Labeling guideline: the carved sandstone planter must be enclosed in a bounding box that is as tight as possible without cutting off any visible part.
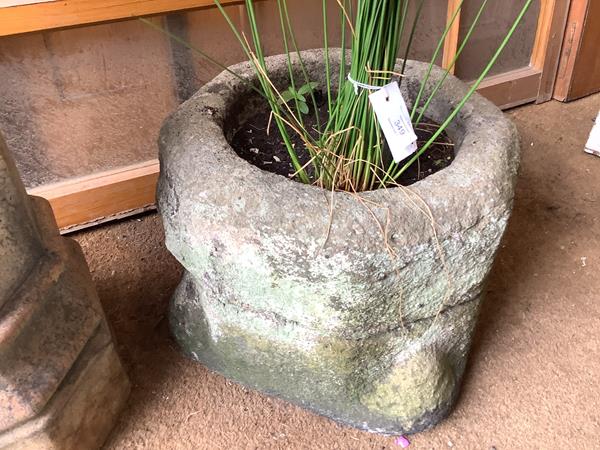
[0,135,129,449]
[157,50,519,434]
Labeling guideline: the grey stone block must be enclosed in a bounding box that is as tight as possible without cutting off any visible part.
[158,49,519,434]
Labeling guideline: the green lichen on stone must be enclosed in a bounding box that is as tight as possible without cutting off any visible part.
[359,348,455,421]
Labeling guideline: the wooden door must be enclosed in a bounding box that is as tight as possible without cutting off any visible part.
[442,0,571,109]
[554,0,600,101]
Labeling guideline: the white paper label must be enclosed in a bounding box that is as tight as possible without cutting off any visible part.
[369,82,418,163]
[585,110,600,156]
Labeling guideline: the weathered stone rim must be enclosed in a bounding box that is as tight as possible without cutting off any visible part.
[162,49,516,196]
[159,49,519,248]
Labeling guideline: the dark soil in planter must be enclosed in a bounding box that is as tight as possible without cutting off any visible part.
[231,95,454,187]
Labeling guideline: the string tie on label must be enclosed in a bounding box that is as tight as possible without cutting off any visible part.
[347,74,384,95]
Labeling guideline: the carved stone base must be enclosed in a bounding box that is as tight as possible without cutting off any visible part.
[0,138,129,449]
[0,324,129,450]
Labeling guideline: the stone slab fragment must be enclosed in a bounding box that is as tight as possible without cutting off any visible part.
[0,198,102,431]
[0,136,129,448]
[0,138,43,308]
[0,323,129,450]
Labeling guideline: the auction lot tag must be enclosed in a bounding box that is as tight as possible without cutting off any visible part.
[585,110,600,157]
[369,82,418,162]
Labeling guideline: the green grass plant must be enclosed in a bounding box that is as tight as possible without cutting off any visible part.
[144,0,534,192]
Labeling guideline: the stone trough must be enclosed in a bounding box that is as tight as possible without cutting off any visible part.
[158,49,520,435]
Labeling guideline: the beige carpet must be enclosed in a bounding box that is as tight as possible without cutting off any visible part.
[74,94,600,449]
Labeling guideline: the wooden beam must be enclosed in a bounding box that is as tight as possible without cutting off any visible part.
[531,0,558,69]
[553,0,591,101]
[0,0,243,37]
[442,0,461,74]
[27,160,159,233]
[564,0,600,99]
[476,66,543,110]
[531,0,571,103]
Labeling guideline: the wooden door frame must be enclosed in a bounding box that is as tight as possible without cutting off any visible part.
[0,0,570,231]
[441,0,571,109]
[553,0,594,101]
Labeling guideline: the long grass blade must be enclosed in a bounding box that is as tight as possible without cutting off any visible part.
[409,0,464,121]
[414,0,489,125]
[393,0,535,180]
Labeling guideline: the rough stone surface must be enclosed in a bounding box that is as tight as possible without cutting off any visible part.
[0,136,130,449]
[0,139,43,309]
[158,49,520,434]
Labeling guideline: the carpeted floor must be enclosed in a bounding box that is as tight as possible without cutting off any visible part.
[74,94,600,449]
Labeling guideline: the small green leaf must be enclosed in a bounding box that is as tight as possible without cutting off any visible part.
[298,81,318,95]
[298,102,309,115]
[278,90,296,104]
[297,93,306,102]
